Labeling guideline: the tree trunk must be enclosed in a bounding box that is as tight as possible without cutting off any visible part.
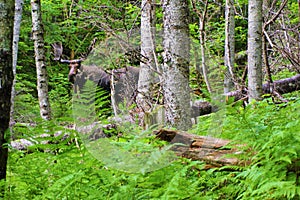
[224,0,235,93]
[199,16,212,94]
[248,0,263,101]
[31,0,51,120]
[191,0,212,94]
[0,0,14,185]
[10,0,24,128]
[137,0,156,112]
[162,0,192,130]
[299,0,300,22]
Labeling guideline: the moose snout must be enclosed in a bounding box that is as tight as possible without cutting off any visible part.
[68,67,77,83]
[68,73,75,83]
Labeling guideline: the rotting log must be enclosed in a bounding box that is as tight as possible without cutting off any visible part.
[155,129,245,169]
[194,74,300,115]
[262,74,300,94]
[226,73,300,101]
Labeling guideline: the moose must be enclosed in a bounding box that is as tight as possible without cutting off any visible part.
[52,42,140,114]
[62,59,139,112]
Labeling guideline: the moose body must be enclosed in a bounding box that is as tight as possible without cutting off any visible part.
[67,60,139,109]
[66,61,208,119]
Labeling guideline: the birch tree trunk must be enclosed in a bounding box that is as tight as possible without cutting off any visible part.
[162,0,192,130]
[137,0,156,112]
[224,0,235,93]
[31,0,51,120]
[0,0,14,183]
[248,0,263,101]
[10,0,24,128]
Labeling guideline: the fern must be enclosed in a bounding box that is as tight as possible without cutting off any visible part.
[42,171,85,199]
[6,96,300,199]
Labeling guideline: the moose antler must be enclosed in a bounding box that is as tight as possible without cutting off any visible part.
[51,42,63,61]
[60,59,85,64]
[52,42,86,64]
[52,39,97,64]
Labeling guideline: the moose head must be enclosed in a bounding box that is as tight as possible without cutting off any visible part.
[59,59,83,83]
[52,42,110,90]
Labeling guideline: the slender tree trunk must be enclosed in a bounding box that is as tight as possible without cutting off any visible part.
[298,0,300,22]
[31,0,51,120]
[162,0,192,130]
[248,0,263,101]
[192,0,212,94]
[10,0,24,128]
[199,20,212,94]
[137,0,156,112]
[0,0,14,185]
[224,0,235,93]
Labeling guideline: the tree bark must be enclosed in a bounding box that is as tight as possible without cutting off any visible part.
[248,0,263,101]
[10,0,24,128]
[137,0,156,112]
[31,0,51,120]
[162,0,192,130]
[224,0,235,93]
[0,0,14,184]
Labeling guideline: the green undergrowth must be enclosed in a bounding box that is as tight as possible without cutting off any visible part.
[2,97,300,199]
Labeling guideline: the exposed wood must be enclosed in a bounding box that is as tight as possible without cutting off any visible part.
[155,129,243,168]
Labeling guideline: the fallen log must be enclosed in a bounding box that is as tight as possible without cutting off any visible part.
[262,74,300,94]
[155,129,245,169]
[193,74,300,116]
[226,73,300,101]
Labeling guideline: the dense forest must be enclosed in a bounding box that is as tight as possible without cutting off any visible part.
[0,0,300,199]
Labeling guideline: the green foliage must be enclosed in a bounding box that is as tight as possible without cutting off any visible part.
[288,2,300,24]
[48,72,72,118]
[234,15,248,53]
[271,68,297,81]
[72,80,112,126]
[8,0,300,199]
[233,100,300,199]
[6,97,300,199]
[95,86,113,120]
[14,65,40,122]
